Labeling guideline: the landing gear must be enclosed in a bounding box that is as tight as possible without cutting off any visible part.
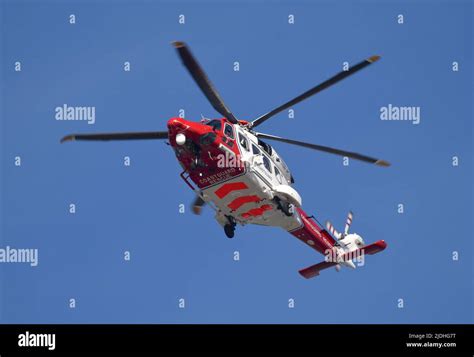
[224,216,236,239]
[274,197,294,217]
[224,224,235,238]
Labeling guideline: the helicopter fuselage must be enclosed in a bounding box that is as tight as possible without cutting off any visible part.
[167,116,338,256]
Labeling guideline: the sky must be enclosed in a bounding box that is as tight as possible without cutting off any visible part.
[0,0,472,323]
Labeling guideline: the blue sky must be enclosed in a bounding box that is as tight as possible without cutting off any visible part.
[0,0,472,323]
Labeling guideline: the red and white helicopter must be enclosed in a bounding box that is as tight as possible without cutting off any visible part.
[61,42,389,278]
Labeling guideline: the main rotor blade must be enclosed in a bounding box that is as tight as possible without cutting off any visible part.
[192,196,206,215]
[254,132,390,167]
[173,41,239,124]
[250,55,381,128]
[60,131,168,143]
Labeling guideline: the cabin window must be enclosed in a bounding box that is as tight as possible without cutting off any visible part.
[262,155,272,173]
[279,157,289,173]
[274,166,282,184]
[258,139,273,156]
[238,132,249,151]
[252,144,260,155]
[224,123,235,139]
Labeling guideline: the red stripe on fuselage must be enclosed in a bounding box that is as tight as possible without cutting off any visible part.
[214,182,248,199]
[228,195,261,211]
[241,204,273,218]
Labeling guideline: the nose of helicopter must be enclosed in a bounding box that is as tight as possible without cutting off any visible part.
[167,117,189,131]
[167,117,214,147]
[167,117,194,146]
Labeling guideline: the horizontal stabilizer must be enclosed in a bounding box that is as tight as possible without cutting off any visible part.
[299,240,387,279]
[355,240,387,255]
[299,261,338,279]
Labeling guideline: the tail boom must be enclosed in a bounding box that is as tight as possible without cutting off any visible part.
[289,207,337,255]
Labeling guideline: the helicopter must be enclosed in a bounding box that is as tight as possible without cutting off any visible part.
[61,41,388,278]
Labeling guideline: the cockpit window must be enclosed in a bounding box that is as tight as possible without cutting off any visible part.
[206,120,222,131]
[238,132,249,151]
[224,123,235,139]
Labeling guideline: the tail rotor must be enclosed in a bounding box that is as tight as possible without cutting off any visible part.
[325,221,342,240]
[326,211,354,241]
[344,211,353,235]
